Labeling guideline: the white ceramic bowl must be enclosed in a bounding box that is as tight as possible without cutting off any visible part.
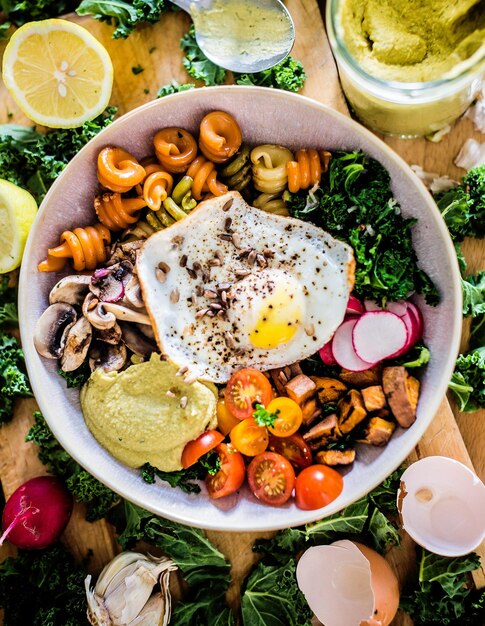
[20,86,462,531]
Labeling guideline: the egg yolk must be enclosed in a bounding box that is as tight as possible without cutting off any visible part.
[249,287,303,349]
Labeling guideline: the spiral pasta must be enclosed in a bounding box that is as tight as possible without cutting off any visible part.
[94,192,146,231]
[38,223,111,272]
[199,111,242,163]
[186,156,228,200]
[251,145,294,194]
[153,128,198,173]
[219,144,252,193]
[253,193,289,216]
[97,147,146,193]
[287,149,323,193]
[143,168,174,211]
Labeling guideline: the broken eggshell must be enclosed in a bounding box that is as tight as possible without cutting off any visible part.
[398,456,485,557]
[296,539,399,626]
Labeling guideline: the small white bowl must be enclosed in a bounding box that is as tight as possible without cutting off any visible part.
[398,456,485,557]
[19,86,462,531]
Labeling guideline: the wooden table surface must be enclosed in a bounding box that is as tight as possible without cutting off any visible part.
[0,1,484,624]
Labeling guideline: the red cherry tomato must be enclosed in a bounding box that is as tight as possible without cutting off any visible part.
[295,465,343,510]
[225,368,273,420]
[247,452,295,506]
[230,418,269,456]
[268,433,312,471]
[206,443,245,499]
[181,429,224,469]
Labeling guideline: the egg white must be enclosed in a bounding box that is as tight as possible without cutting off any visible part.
[137,191,355,383]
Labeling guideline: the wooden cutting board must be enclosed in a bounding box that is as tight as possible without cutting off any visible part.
[0,2,484,623]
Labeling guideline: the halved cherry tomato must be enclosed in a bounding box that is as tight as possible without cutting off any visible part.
[181,429,224,469]
[268,433,312,471]
[216,398,240,435]
[266,397,303,437]
[225,368,272,420]
[206,443,245,499]
[247,452,295,506]
[230,418,269,456]
[295,465,343,510]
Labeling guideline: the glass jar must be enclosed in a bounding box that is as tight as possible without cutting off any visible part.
[326,0,485,137]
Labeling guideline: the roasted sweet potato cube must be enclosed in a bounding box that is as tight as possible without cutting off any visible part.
[311,377,348,404]
[337,389,367,434]
[339,365,381,388]
[382,366,420,428]
[301,397,321,425]
[357,417,396,446]
[285,374,316,405]
[315,449,356,465]
[361,385,387,412]
[303,414,338,443]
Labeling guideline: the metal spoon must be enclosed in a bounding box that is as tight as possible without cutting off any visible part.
[171,0,295,73]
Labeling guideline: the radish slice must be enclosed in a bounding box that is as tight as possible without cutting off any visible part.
[319,341,337,366]
[364,300,381,312]
[346,295,365,316]
[406,302,424,337]
[332,319,375,372]
[352,312,408,363]
[387,301,408,317]
[391,312,415,358]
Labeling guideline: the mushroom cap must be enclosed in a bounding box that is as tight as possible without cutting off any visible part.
[49,275,91,306]
[119,322,157,358]
[34,303,77,359]
[123,274,145,309]
[102,302,151,326]
[60,316,93,372]
[89,342,128,373]
[83,293,117,330]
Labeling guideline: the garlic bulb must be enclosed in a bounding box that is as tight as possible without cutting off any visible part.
[85,551,177,626]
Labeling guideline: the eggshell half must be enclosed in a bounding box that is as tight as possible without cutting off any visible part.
[398,456,485,557]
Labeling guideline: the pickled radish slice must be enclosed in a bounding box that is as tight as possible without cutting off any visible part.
[332,319,375,371]
[352,312,408,363]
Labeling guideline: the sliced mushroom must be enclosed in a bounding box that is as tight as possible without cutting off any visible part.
[83,293,117,330]
[96,323,122,345]
[102,303,151,325]
[49,275,92,306]
[107,241,143,266]
[90,261,133,303]
[89,342,128,373]
[34,303,77,359]
[136,323,155,340]
[123,274,145,308]
[60,317,93,372]
[119,322,157,358]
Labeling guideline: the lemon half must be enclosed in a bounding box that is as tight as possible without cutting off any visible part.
[2,19,113,129]
[0,179,38,273]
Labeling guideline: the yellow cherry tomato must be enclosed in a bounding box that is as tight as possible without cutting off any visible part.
[230,418,269,456]
[217,398,240,436]
[266,397,303,437]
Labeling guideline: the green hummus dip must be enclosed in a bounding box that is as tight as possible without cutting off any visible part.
[80,354,217,472]
[339,0,485,82]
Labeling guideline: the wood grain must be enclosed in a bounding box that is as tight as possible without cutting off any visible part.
[0,1,484,623]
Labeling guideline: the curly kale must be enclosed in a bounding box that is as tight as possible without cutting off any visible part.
[140,462,204,494]
[0,275,18,327]
[0,544,86,626]
[76,0,170,38]
[26,411,119,521]
[286,151,438,305]
[461,271,485,318]
[58,361,91,388]
[180,24,226,86]
[0,107,117,203]
[448,346,485,412]
[235,56,307,92]
[157,80,196,98]
[0,331,31,425]
[0,0,77,26]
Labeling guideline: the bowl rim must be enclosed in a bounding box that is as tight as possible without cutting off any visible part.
[19,85,462,531]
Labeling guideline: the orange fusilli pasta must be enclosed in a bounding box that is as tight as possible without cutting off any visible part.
[287,149,322,193]
[186,156,228,200]
[94,192,147,231]
[97,147,146,193]
[199,111,242,163]
[153,128,198,173]
[143,167,174,211]
[38,223,111,272]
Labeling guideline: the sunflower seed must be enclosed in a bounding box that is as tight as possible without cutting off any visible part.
[215,250,224,262]
[170,288,180,304]
[224,331,236,349]
[186,267,197,279]
[176,365,188,376]
[305,323,315,336]
[195,308,209,318]
[204,289,218,299]
[166,390,176,398]
[217,282,232,291]
[179,254,188,267]
[221,290,227,303]
[218,233,232,242]
[224,217,232,232]
[248,249,257,265]
[208,258,222,267]
[206,310,216,317]
[256,254,267,268]
[232,233,242,249]
[222,198,233,211]
[238,248,252,258]
[156,268,167,283]
[196,285,205,296]
[210,302,223,310]
[235,269,251,278]
[191,292,198,306]
[158,261,171,273]
[263,248,275,258]
[172,235,184,247]
[180,396,188,409]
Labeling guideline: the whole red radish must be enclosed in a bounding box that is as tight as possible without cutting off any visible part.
[0,476,72,549]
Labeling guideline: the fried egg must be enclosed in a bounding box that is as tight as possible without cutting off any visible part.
[137,191,355,383]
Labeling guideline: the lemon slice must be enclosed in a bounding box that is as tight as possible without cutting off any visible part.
[0,179,38,273]
[2,19,113,129]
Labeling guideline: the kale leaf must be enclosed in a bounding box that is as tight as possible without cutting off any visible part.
[235,56,307,92]
[240,559,313,626]
[26,411,119,521]
[0,331,31,425]
[400,549,485,625]
[0,0,77,25]
[286,151,438,305]
[0,274,18,327]
[0,544,86,626]
[77,0,170,38]
[0,107,116,203]
[462,271,485,318]
[58,361,91,388]
[397,343,431,368]
[157,80,196,98]
[180,25,226,86]
[305,497,369,542]
[448,346,485,412]
[140,461,204,493]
